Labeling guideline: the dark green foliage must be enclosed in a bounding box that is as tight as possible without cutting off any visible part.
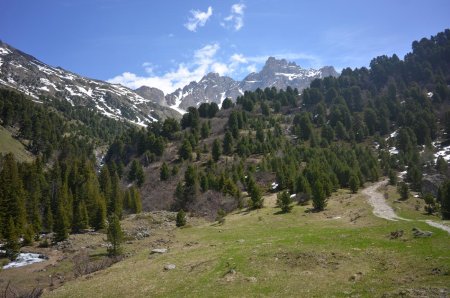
[436,156,448,174]
[247,176,263,209]
[222,98,234,109]
[349,174,359,193]
[439,180,450,219]
[200,122,210,139]
[198,102,219,118]
[223,131,234,155]
[212,139,222,162]
[179,138,193,160]
[0,153,26,236]
[53,203,69,243]
[277,191,293,213]
[423,193,436,215]
[160,162,170,181]
[181,107,200,130]
[312,180,327,211]
[176,210,186,227]
[397,182,409,200]
[107,214,123,256]
[388,170,397,186]
[4,217,20,261]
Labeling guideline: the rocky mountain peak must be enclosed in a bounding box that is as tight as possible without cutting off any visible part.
[0,41,180,126]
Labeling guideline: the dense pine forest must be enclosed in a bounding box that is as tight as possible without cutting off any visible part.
[1,29,450,264]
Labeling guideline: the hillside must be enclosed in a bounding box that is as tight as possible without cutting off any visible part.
[41,184,450,297]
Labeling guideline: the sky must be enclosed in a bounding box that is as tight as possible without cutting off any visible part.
[1,0,449,94]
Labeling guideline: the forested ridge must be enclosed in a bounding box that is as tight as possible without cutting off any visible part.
[1,29,450,260]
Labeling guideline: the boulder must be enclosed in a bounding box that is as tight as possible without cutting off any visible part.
[164,264,176,270]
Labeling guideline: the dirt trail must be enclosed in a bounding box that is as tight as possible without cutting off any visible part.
[361,180,409,221]
[362,180,450,234]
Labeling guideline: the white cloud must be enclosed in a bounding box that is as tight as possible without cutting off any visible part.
[222,3,246,31]
[184,6,213,32]
[108,43,223,94]
[142,62,155,74]
[246,64,257,73]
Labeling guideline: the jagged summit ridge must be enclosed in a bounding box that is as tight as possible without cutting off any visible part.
[158,57,338,112]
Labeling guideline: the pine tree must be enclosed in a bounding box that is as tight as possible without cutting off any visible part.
[93,200,106,230]
[223,131,234,155]
[212,139,222,162]
[130,186,142,213]
[349,174,359,193]
[398,182,409,200]
[135,163,145,187]
[179,139,193,160]
[0,153,27,236]
[312,180,327,211]
[107,214,123,256]
[53,203,69,243]
[160,162,170,181]
[277,191,293,213]
[128,160,139,182]
[109,173,123,218]
[176,210,186,227]
[247,176,263,209]
[4,216,20,261]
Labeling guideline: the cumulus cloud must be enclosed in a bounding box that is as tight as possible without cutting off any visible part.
[222,3,246,31]
[109,43,224,94]
[184,6,213,32]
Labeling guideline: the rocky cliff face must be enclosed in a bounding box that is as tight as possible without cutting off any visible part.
[163,57,338,112]
[0,41,180,125]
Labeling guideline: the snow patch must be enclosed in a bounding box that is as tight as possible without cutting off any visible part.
[3,253,46,269]
[0,47,11,55]
[271,182,279,190]
[169,90,187,114]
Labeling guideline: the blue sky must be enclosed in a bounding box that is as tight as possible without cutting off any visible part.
[1,0,449,94]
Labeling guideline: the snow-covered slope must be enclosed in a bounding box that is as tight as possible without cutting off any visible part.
[165,73,242,111]
[239,57,338,92]
[0,41,180,126]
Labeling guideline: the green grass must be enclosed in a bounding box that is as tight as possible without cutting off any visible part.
[45,189,450,298]
[0,126,33,162]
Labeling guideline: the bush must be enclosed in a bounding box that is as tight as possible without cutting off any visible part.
[277,191,293,213]
[176,210,186,227]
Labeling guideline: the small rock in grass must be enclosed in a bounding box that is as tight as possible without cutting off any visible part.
[164,264,176,270]
[151,248,167,254]
[412,227,433,238]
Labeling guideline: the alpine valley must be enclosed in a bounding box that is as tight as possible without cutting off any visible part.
[0,28,450,298]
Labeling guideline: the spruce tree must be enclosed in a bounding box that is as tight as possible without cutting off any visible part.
[160,162,170,181]
[4,216,20,261]
[398,182,409,200]
[53,203,69,243]
[107,214,123,256]
[0,153,27,236]
[223,131,234,155]
[349,174,359,193]
[277,191,293,213]
[176,210,186,227]
[212,139,222,162]
[312,180,327,211]
[135,163,145,187]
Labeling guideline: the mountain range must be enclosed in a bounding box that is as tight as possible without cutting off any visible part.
[0,41,338,124]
